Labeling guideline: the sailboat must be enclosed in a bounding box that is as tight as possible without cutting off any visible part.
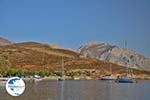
[115,61,134,83]
[101,64,116,80]
[58,57,65,81]
[115,41,134,83]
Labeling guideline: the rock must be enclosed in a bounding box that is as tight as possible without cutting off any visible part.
[79,41,150,71]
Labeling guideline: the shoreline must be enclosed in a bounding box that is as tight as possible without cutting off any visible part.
[1,74,150,82]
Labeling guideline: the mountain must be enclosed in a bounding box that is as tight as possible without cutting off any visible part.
[0,40,149,78]
[0,41,136,71]
[0,37,12,46]
[79,41,150,71]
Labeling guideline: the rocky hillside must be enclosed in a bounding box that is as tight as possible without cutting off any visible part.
[0,37,12,46]
[79,41,150,71]
[0,41,146,74]
[0,37,149,77]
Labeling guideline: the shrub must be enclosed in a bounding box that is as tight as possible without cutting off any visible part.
[0,57,10,74]
[66,72,75,78]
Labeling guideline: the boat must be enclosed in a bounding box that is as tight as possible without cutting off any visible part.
[58,77,65,81]
[100,64,116,80]
[115,71,134,83]
[115,41,134,83]
[58,57,65,81]
[34,75,43,82]
[74,77,80,80]
[101,74,116,80]
[85,76,92,80]
[115,77,133,83]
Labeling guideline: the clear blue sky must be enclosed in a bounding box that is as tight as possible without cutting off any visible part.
[0,0,149,56]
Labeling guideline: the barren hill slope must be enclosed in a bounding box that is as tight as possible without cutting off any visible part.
[0,37,12,46]
[79,41,150,71]
[0,40,149,78]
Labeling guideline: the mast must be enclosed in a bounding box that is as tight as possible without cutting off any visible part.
[127,60,129,76]
[61,57,64,77]
[108,49,112,75]
[125,40,129,76]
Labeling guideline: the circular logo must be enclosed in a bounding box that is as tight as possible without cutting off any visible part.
[6,77,25,96]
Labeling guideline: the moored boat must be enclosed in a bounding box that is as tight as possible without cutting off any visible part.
[101,75,116,80]
[74,77,80,80]
[115,77,134,83]
[115,41,134,83]
[58,57,65,81]
[58,77,65,81]
[100,64,116,80]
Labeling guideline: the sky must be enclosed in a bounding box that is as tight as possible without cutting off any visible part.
[0,0,149,56]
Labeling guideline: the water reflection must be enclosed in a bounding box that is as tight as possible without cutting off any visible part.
[58,81,64,100]
[0,80,150,100]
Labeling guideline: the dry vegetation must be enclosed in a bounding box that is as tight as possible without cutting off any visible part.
[0,42,150,78]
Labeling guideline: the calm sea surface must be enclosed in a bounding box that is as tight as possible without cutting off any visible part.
[0,80,150,100]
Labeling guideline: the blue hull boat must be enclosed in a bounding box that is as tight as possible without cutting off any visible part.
[115,77,134,83]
